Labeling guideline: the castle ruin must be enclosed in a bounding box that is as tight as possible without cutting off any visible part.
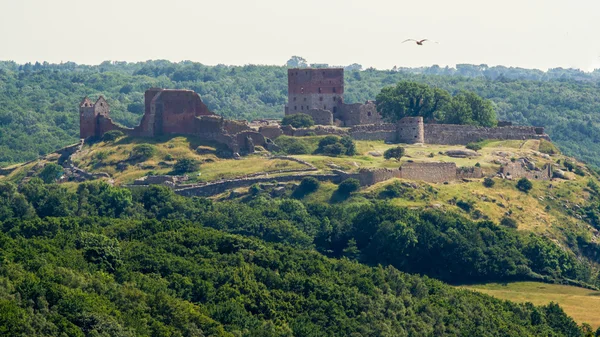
[80,88,269,154]
[285,68,381,126]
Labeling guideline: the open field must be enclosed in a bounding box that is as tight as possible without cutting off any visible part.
[462,282,600,328]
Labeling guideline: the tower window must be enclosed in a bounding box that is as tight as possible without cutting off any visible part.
[304,98,307,101]
[301,87,304,93]
[294,106,297,110]
[293,97,296,101]
[319,97,323,101]
[324,105,327,110]
[301,106,304,110]
[333,107,337,113]
[333,97,336,101]
[333,87,336,93]
[318,87,322,93]
[368,111,372,116]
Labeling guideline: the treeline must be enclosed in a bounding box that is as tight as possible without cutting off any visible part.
[0,179,591,336]
[2,60,600,166]
[2,179,599,287]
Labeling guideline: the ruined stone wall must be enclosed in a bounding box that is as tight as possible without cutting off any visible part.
[397,117,425,144]
[456,166,484,179]
[259,125,283,139]
[175,173,341,197]
[223,119,252,135]
[424,124,548,145]
[400,162,457,183]
[154,90,213,135]
[349,123,396,142]
[500,161,552,180]
[288,126,348,137]
[356,168,401,186]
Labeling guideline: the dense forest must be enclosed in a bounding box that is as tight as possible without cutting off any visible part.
[0,178,593,336]
[1,60,600,166]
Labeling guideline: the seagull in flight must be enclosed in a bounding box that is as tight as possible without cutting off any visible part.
[402,39,438,45]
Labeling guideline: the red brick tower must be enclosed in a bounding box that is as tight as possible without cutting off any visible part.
[286,68,344,115]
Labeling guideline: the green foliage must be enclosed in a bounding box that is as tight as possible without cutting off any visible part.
[384,146,405,160]
[337,178,360,196]
[172,158,200,174]
[376,81,496,126]
[130,144,156,161]
[456,199,475,212]
[517,177,533,193]
[101,130,125,142]
[483,177,496,188]
[575,167,586,176]
[38,162,63,183]
[293,177,320,198]
[315,135,356,156]
[466,142,483,151]
[281,113,314,128]
[564,160,575,172]
[501,216,519,228]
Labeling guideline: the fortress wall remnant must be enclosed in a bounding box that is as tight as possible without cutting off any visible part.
[424,124,548,145]
[349,123,397,142]
[400,162,457,183]
[397,117,425,144]
[500,161,552,180]
[259,125,284,139]
[456,166,484,179]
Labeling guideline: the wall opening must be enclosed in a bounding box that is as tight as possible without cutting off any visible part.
[333,107,337,113]
[368,111,372,116]
[318,87,322,93]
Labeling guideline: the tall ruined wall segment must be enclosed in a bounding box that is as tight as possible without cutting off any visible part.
[400,162,457,183]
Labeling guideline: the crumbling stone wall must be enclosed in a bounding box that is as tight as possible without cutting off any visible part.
[289,109,334,125]
[424,124,548,145]
[349,123,397,142]
[500,160,552,180]
[456,166,484,179]
[400,162,457,183]
[259,125,284,139]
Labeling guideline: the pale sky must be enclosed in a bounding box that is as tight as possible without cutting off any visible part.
[1,0,600,71]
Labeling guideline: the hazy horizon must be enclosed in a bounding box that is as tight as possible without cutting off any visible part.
[1,0,599,71]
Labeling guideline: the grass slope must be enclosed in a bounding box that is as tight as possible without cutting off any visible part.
[463,282,600,328]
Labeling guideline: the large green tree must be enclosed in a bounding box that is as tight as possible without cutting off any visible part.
[444,90,497,127]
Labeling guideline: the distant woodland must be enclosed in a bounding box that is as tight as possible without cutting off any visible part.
[1,60,600,166]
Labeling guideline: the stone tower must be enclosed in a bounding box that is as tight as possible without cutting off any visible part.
[79,96,110,138]
[286,68,344,115]
[397,117,425,143]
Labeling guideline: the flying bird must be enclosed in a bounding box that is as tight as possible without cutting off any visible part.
[402,39,438,45]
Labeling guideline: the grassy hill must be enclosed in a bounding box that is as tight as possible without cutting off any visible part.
[463,282,600,329]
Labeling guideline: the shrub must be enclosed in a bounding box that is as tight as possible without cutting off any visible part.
[563,160,575,172]
[483,177,495,188]
[281,113,315,128]
[249,184,261,195]
[466,142,482,151]
[102,130,125,142]
[286,142,311,155]
[130,144,156,161]
[500,216,518,228]
[337,178,360,196]
[316,136,356,157]
[38,163,63,184]
[456,199,474,213]
[379,181,404,198]
[384,146,405,160]
[172,158,200,174]
[475,162,481,167]
[516,177,533,193]
[293,177,320,198]
[574,167,585,176]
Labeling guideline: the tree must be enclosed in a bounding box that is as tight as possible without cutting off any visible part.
[293,177,320,198]
[337,178,360,196]
[130,144,156,161]
[286,56,308,68]
[172,158,199,174]
[483,177,495,188]
[281,113,314,128]
[516,177,533,193]
[384,146,405,160]
[376,82,436,121]
[38,163,63,184]
[102,130,125,142]
[315,136,356,157]
[444,91,497,127]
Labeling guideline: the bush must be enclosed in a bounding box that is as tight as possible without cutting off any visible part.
[281,113,315,128]
[483,177,495,188]
[466,142,482,151]
[384,146,405,160]
[38,163,63,184]
[286,142,311,155]
[456,199,474,213]
[516,177,533,193]
[102,130,124,142]
[379,181,404,198]
[316,136,356,157]
[574,167,585,176]
[293,177,320,198]
[172,158,199,174]
[337,178,360,196]
[563,160,575,172]
[130,144,156,161]
[539,139,560,155]
[500,216,518,228]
